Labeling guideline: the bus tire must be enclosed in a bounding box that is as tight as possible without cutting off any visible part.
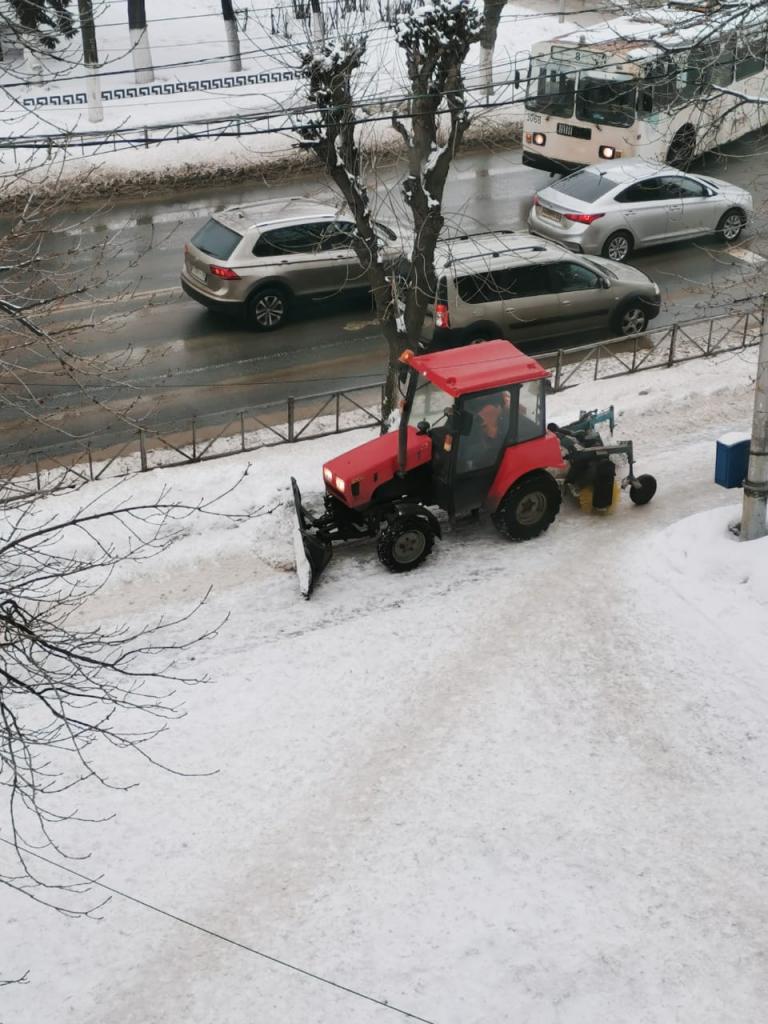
[666,126,696,168]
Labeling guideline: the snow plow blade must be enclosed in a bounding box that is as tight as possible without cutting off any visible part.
[291,477,332,599]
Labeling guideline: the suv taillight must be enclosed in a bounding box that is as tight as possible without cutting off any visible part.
[435,302,450,329]
[209,265,241,280]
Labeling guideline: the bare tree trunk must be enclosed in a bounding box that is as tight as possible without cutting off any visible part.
[221,0,242,72]
[310,0,325,44]
[479,0,505,98]
[77,0,102,122]
[127,0,154,85]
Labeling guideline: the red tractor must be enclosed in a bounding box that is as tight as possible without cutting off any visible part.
[292,340,656,596]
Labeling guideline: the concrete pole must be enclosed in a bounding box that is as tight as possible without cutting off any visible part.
[741,304,768,541]
[128,0,155,85]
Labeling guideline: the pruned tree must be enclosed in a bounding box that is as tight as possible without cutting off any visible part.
[127,0,154,85]
[294,0,482,420]
[77,0,102,122]
[221,0,243,72]
[478,0,505,97]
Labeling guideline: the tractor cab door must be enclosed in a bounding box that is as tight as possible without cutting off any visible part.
[445,387,514,517]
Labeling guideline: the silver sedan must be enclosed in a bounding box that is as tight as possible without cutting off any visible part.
[528,158,753,262]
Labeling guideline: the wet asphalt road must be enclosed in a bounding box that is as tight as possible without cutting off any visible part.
[3,132,768,457]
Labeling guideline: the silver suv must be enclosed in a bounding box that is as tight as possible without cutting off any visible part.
[181,197,405,330]
[426,231,661,349]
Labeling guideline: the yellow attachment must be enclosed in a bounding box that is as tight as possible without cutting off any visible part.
[578,481,622,514]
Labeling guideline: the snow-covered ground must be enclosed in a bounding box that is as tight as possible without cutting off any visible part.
[0,0,585,183]
[4,346,768,1023]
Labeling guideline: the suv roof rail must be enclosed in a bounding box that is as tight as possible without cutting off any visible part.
[440,229,517,242]
[444,243,548,268]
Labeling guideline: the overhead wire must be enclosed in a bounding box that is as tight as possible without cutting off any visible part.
[0,836,437,1024]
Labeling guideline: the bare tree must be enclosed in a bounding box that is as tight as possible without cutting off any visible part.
[293,0,481,420]
[0,475,265,920]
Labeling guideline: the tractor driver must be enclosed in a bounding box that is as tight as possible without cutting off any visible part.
[457,389,511,472]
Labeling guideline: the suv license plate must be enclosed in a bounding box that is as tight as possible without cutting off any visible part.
[190,266,207,284]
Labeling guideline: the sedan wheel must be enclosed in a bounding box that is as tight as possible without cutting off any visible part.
[618,305,648,336]
[717,210,744,244]
[602,231,632,263]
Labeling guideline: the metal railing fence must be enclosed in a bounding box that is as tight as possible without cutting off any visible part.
[2,304,762,501]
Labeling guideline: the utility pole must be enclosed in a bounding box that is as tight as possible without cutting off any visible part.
[741,304,768,540]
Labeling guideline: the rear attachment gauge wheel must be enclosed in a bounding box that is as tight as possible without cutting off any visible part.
[628,473,657,506]
[377,516,435,572]
[493,473,561,541]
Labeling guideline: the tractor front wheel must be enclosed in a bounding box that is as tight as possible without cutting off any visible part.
[493,473,561,541]
[377,516,435,572]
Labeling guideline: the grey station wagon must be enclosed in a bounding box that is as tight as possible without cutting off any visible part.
[181,197,405,330]
[426,231,661,349]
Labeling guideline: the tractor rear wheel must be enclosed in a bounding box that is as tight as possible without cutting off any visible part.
[493,473,561,541]
[377,516,435,572]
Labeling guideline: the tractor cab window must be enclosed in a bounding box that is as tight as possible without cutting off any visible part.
[516,379,546,442]
[409,379,450,430]
[455,389,512,473]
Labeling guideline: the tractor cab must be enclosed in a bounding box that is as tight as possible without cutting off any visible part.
[397,342,565,519]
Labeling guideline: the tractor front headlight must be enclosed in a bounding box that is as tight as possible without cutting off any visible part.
[335,476,346,493]
[323,467,333,483]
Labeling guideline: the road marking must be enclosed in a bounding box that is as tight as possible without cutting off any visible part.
[37,287,180,315]
[728,246,767,266]
[343,318,379,331]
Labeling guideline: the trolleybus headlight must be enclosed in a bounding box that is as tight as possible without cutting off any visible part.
[598,145,621,159]
[531,132,546,147]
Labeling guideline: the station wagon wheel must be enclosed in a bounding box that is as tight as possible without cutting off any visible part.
[616,303,648,336]
[716,209,745,244]
[601,231,633,263]
[247,286,289,331]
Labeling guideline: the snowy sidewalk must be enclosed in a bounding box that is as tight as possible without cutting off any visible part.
[4,348,768,1023]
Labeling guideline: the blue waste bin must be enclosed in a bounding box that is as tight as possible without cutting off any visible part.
[715,433,751,488]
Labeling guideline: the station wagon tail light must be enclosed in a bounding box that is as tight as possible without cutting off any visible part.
[564,212,605,224]
[209,265,241,280]
[435,302,450,328]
